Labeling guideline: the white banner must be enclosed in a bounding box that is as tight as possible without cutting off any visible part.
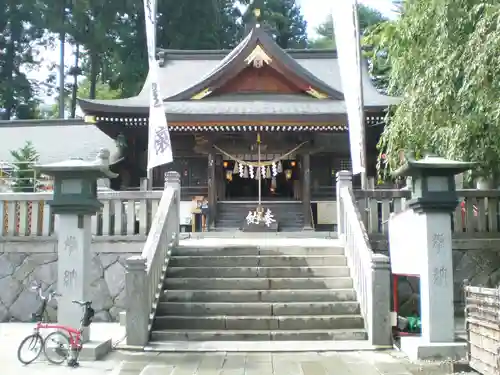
[332,0,366,175]
[144,0,173,170]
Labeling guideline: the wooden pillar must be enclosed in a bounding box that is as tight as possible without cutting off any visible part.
[302,153,313,230]
[207,153,216,230]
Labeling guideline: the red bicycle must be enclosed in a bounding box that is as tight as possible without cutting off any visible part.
[17,281,95,367]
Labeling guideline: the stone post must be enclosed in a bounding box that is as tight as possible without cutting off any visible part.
[125,256,149,346]
[336,171,352,238]
[370,253,392,346]
[57,214,92,343]
[207,153,216,230]
[164,171,181,246]
[301,153,313,231]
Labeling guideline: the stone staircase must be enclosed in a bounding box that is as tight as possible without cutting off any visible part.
[215,202,305,231]
[150,244,367,342]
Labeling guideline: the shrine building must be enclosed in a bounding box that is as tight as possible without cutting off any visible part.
[77,19,398,231]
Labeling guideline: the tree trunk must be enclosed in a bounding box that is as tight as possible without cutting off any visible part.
[70,44,80,118]
[89,51,99,99]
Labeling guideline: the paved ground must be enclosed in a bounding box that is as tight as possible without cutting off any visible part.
[1,323,475,375]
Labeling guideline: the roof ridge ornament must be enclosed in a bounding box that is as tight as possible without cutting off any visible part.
[245,45,272,68]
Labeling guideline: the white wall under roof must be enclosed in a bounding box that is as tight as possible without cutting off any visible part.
[0,124,118,164]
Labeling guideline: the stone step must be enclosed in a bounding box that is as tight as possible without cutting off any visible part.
[152,315,365,330]
[166,266,350,278]
[156,301,360,316]
[164,277,353,290]
[150,329,367,341]
[161,289,358,303]
[170,255,346,267]
[173,246,344,256]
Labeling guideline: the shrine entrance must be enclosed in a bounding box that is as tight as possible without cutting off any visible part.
[222,160,299,200]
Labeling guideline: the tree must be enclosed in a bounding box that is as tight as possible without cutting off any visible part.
[10,142,40,193]
[376,0,500,182]
[309,4,387,49]
[241,0,308,49]
[0,1,44,119]
[48,78,121,118]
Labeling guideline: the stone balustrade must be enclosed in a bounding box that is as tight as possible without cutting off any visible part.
[125,172,181,347]
[0,190,162,238]
[355,189,500,235]
[336,171,392,347]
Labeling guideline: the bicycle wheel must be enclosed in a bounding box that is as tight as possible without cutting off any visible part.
[43,331,70,365]
[17,333,44,365]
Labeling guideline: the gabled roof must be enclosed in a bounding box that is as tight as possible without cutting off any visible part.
[165,26,344,101]
[78,25,399,121]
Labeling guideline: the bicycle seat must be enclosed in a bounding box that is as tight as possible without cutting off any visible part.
[72,300,92,306]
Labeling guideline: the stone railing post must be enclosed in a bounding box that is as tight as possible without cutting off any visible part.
[369,253,392,346]
[164,171,181,246]
[125,256,149,346]
[336,171,352,238]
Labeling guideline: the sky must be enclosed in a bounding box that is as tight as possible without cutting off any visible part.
[33,0,396,107]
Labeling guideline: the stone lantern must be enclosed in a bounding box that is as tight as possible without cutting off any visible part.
[390,154,475,360]
[34,149,117,355]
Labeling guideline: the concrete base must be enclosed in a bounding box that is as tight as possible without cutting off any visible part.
[399,336,467,361]
[79,339,113,360]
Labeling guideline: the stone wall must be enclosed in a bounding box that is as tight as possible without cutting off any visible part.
[0,238,143,322]
[370,235,500,316]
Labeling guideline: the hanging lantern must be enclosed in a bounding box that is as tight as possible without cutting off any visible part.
[243,166,249,178]
[225,170,233,181]
[233,162,239,174]
[223,161,229,168]
[277,160,283,173]
[290,161,296,167]
[285,169,292,180]
[238,163,244,177]
[265,166,271,179]
[249,166,254,179]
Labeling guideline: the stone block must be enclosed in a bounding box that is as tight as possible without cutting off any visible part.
[399,336,467,361]
[78,339,112,361]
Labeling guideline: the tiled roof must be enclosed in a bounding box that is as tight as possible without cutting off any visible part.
[78,28,399,117]
[0,119,118,164]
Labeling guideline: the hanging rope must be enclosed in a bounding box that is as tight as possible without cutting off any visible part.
[213,141,308,167]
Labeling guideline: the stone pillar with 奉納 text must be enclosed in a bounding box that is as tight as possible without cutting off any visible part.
[57,214,92,342]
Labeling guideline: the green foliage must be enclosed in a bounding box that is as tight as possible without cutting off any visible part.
[0,2,44,119]
[1,0,312,113]
[309,5,387,50]
[377,0,500,181]
[241,0,308,49]
[10,141,40,193]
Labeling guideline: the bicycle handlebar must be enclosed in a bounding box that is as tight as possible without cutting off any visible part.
[30,282,60,301]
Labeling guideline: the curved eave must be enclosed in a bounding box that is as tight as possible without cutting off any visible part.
[165,27,344,101]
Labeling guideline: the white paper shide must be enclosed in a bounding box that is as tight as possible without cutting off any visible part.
[144,0,173,170]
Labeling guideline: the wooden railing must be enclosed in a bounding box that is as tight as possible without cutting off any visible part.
[336,171,392,346]
[124,172,180,346]
[354,189,500,235]
[0,190,163,237]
